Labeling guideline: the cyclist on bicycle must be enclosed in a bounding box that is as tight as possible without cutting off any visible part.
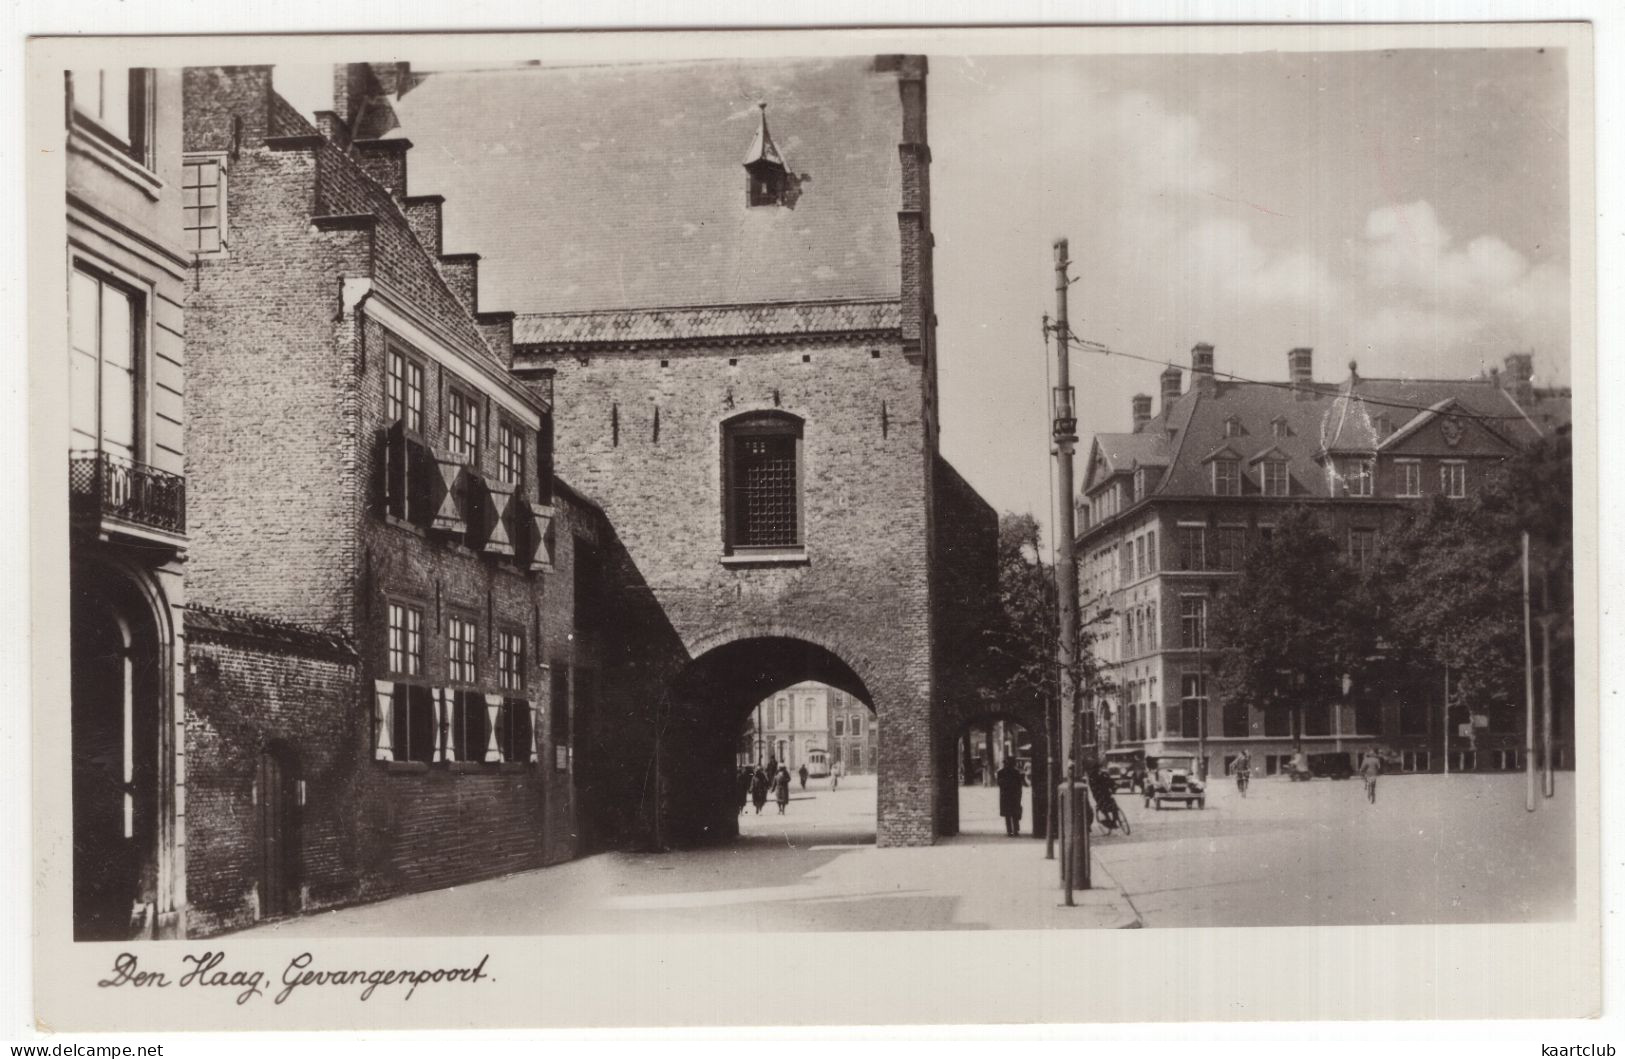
[1359,749,1381,804]
[1086,763,1127,834]
[1233,750,1252,796]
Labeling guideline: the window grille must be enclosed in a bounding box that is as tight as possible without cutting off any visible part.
[724,414,802,550]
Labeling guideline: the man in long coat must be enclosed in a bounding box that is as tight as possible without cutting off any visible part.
[996,757,1027,836]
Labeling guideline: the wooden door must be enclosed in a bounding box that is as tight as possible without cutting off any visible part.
[256,748,296,918]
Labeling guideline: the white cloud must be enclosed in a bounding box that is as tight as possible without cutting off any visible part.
[1354,200,1569,359]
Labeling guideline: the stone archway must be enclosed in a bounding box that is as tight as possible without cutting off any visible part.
[950,709,1051,839]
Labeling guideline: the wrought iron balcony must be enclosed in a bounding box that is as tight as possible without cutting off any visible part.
[69,450,186,539]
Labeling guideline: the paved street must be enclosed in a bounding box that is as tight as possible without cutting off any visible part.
[242,775,1134,937]
[1091,770,1576,927]
[240,770,1573,937]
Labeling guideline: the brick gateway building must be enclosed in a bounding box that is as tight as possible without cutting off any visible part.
[395,55,997,847]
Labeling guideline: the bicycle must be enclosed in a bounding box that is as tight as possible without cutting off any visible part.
[1364,775,1377,804]
[1095,800,1132,836]
[1235,770,1250,797]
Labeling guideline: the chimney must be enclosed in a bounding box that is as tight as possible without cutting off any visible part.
[1288,347,1314,398]
[476,312,515,367]
[1191,343,1216,396]
[1131,394,1152,433]
[404,195,444,257]
[352,137,411,199]
[439,253,480,314]
[1160,365,1183,416]
[1503,352,1535,406]
[313,110,350,150]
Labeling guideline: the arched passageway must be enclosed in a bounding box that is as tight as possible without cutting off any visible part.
[653,636,879,848]
[953,711,1050,839]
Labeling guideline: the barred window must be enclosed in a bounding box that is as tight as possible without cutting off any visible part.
[498,630,525,692]
[387,346,424,433]
[181,155,226,255]
[497,419,525,484]
[448,616,478,685]
[723,413,803,551]
[387,603,423,676]
[447,388,480,464]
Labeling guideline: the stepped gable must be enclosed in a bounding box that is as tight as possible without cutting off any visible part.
[514,298,901,351]
[391,56,907,313]
[266,89,505,369]
[186,605,355,660]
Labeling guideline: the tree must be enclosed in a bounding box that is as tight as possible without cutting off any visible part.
[984,512,1115,758]
[1209,507,1376,750]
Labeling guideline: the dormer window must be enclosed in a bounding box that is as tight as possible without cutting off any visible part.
[1372,413,1392,438]
[1223,416,1245,438]
[1271,416,1289,438]
[742,102,791,208]
[1212,458,1241,496]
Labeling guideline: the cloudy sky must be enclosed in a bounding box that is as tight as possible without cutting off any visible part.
[928,48,1570,533]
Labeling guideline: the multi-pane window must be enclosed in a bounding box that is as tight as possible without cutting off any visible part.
[1179,674,1207,738]
[69,266,140,462]
[497,420,525,484]
[387,603,423,676]
[1222,696,1249,737]
[803,698,814,724]
[498,630,525,691]
[1349,528,1377,572]
[1146,602,1157,650]
[1216,526,1246,571]
[386,346,424,433]
[724,413,803,551]
[1339,457,1374,497]
[835,717,845,737]
[852,715,863,736]
[1441,462,1466,499]
[447,388,480,464]
[1212,458,1241,496]
[1122,541,1135,582]
[70,68,150,163]
[1177,526,1206,571]
[1146,530,1157,572]
[1261,460,1289,497]
[448,617,478,685]
[181,156,226,255]
[1180,595,1207,649]
[1135,536,1147,578]
[1397,460,1422,498]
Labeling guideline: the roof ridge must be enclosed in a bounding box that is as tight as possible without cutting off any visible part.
[518,296,902,320]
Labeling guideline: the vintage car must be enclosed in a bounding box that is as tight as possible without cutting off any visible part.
[1144,755,1206,810]
[1103,748,1146,792]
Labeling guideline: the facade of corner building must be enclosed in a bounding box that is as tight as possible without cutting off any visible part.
[741,681,880,776]
[174,63,621,936]
[390,55,1000,848]
[64,66,193,940]
[1078,343,1573,782]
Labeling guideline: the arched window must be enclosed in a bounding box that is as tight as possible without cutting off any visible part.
[722,412,803,552]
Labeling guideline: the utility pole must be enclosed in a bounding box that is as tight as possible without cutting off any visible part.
[1540,563,1556,799]
[1523,531,1537,812]
[1051,238,1087,902]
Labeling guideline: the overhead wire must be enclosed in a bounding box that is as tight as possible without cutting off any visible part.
[1058,325,1546,428]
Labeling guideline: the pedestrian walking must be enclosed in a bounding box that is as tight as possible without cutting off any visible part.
[798,763,809,791]
[750,767,769,814]
[830,759,843,791]
[996,756,1027,836]
[737,767,752,815]
[1359,749,1381,804]
[1233,750,1252,797]
[774,766,792,815]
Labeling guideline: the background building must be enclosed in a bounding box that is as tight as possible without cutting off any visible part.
[1079,343,1571,778]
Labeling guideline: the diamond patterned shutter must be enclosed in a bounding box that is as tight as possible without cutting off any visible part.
[484,693,503,762]
[429,452,466,535]
[431,687,451,763]
[373,680,395,761]
[528,504,555,571]
[483,480,515,556]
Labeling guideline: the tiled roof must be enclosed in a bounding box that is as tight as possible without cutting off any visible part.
[186,606,356,659]
[514,298,900,348]
[390,57,906,313]
[1089,371,1568,501]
